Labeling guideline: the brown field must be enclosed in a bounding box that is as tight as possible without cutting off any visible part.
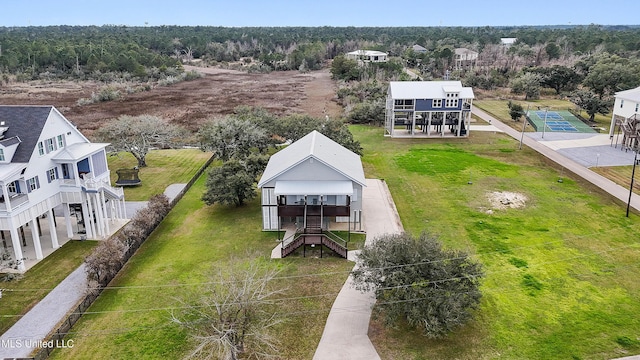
[0,66,343,136]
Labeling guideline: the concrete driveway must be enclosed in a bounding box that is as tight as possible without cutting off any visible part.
[313,179,403,360]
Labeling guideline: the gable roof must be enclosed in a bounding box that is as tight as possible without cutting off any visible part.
[347,50,388,57]
[258,130,365,188]
[0,106,52,163]
[455,47,478,56]
[615,86,640,103]
[388,81,475,100]
[412,44,427,52]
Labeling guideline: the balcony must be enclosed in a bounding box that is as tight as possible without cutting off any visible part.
[0,193,29,212]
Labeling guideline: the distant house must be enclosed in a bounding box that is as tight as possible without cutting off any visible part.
[412,44,428,54]
[0,105,126,271]
[454,48,478,70]
[500,37,517,47]
[257,131,365,258]
[384,81,475,138]
[345,50,388,63]
[609,86,640,149]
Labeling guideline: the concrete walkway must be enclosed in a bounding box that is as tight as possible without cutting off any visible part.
[0,264,88,358]
[313,179,403,360]
[472,107,640,213]
[0,184,187,359]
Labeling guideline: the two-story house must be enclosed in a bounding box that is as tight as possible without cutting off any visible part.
[609,86,640,149]
[0,105,125,271]
[384,81,474,138]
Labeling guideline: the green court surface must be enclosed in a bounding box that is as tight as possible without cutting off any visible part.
[526,110,595,133]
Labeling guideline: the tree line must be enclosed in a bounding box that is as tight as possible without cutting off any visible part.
[2,25,640,80]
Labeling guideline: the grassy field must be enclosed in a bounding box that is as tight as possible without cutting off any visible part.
[0,241,97,334]
[475,99,612,133]
[51,176,354,360]
[107,149,212,201]
[352,125,640,359]
[592,165,640,195]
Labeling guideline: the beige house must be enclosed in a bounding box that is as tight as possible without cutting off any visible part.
[454,48,478,70]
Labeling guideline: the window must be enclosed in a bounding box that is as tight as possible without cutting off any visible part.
[47,167,59,183]
[636,103,639,112]
[621,100,624,108]
[38,142,45,156]
[446,98,459,108]
[394,99,414,109]
[45,138,56,153]
[0,149,4,161]
[432,99,442,108]
[57,134,65,148]
[7,182,16,194]
[27,176,40,192]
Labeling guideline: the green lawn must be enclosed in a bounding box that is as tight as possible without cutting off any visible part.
[108,149,212,201]
[51,175,354,360]
[0,241,97,334]
[351,125,640,359]
[50,126,640,359]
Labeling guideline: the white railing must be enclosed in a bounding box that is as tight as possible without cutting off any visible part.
[80,174,124,199]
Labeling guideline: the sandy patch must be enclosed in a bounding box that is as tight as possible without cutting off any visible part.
[486,191,528,211]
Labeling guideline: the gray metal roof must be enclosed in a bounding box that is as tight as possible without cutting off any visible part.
[0,106,52,163]
[258,130,366,188]
[615,86,640,102]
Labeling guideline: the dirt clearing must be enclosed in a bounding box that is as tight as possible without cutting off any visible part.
[0,66,343,136]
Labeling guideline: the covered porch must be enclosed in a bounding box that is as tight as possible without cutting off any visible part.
[1,204,129,272]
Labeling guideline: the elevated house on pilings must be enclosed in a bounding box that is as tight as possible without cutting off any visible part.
[258,131,365,259]
[0,106,126,272]
[385,81,474,138]
[609,86,640,150]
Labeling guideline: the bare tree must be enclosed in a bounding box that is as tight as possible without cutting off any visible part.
[95,115,184,167]
[172,258,286,360]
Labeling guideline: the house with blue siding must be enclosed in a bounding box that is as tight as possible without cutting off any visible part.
[384,81,474,138]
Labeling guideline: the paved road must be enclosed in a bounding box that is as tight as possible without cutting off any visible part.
[472,107,640,213]
[313,179,403,360]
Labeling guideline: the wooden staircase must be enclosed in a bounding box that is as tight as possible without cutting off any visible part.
[281,229,348,259]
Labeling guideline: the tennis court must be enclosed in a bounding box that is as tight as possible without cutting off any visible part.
[526,110,595,133]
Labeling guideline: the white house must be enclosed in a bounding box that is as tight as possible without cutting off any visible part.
[345,50,388,63]
[385,81,475,138]
[501,37,517,47]
[257,131,365,258]
[0,105,126,271]
[454,48,478,70]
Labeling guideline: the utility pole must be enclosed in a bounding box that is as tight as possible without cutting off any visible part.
[519,105,530,150]
[626,150,638,217]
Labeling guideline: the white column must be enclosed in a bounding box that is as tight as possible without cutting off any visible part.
[2,183,11,212]
[427,112,432,136]
[457,112,462,137]
[63,204,74,238]
[48,208,59,249]
[100,190,110,235]
[81,193,94,239]
[8,222,25,272]
[30,219,43,260]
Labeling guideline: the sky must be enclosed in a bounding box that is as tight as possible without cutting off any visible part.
[2,0,639,28]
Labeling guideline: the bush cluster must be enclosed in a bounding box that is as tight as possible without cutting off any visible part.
[85,194,171,287]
